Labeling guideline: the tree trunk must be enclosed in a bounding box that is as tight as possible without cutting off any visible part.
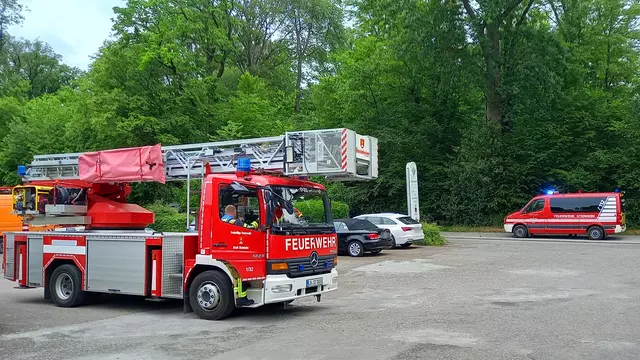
[294,18,303,113]
[294,54,303,113]
[483,23,502,125]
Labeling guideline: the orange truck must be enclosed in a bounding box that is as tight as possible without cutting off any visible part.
[0,187,23,254]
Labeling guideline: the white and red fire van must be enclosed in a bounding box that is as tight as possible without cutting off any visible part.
[504,192,626,240]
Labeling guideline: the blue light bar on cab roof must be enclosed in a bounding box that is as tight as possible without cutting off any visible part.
[236,158,251,172]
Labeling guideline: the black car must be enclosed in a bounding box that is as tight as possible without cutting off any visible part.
[334,218,393,257]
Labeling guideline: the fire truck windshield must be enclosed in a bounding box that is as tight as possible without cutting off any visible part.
[267,186,333,234]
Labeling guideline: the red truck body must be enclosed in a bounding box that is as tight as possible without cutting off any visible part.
[3,171,339,320]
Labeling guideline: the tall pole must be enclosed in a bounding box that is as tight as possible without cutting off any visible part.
[405,162,420,221]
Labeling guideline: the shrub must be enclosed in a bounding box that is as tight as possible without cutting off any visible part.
[416,222,447,246]
[294,199,349,222]
[146,203,189,232]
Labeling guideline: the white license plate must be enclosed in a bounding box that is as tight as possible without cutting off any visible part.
[306,278,323,287]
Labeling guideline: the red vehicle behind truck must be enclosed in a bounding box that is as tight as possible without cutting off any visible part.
[2,128,378,320]
[504,191,626,240]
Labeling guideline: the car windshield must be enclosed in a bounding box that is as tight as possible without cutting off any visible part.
[268,185,333,233]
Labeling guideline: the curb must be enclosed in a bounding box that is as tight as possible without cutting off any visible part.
[444,235,640,245]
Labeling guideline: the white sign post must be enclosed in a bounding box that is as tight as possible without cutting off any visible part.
[406,162,420,221]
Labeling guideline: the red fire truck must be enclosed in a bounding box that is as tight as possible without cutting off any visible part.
[2,128,378,320]
[504,191,626,240]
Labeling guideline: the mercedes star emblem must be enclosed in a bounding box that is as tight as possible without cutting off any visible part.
[310,252,319,267]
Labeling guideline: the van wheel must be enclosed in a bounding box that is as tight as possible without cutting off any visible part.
[513,225,528,238]
[587,226,605,240]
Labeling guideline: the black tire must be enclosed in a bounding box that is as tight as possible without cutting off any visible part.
[189,270,235,320]
[49,264,87,307]
[587,226,605,240]
[369,249,382,254]
[390,235,397,249]
[347,241,364,257]
[513,225,528,238]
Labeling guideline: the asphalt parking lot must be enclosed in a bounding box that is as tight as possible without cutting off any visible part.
[2,233,640,360]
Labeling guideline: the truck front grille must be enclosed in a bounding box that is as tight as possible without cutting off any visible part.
[267,255,335,278]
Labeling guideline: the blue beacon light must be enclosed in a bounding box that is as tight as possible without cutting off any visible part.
[17,165,27,177]
[236,158,252,172]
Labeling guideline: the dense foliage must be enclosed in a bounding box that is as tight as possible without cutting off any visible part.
[1,0,639,226]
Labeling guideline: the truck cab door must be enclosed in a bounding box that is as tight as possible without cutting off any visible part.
[212,182,266,279]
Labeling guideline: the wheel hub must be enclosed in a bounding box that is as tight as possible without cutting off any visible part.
[197,282,221,310]
[55,274,73,300]
[349,243,360,255]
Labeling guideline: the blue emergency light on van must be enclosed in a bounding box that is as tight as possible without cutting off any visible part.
[237,158,251,172]
[17,165,27,176]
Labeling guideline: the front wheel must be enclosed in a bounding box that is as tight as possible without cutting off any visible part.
[189,270,235,320]
[348,241,364,257]
[49,264,87,307]
[513,225,528,238]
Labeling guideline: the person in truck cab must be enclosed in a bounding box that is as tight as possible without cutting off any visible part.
[221,204,258,229]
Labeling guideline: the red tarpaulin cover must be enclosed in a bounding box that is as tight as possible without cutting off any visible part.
[78,144,166,184]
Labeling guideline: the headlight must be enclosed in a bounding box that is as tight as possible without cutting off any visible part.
[271,284,293,293]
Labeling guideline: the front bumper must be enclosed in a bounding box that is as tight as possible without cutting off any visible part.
[504,224,514,233]
[263,268,338,304]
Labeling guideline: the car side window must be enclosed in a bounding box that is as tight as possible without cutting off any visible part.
[334,222,348,231]
[381,217,397,225]
[367,217,382,225]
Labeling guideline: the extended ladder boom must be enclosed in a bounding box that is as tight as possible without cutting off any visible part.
[21,128,378,183]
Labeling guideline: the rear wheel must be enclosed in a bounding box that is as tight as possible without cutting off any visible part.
[390,235,397,249]
[189,270,235,320]
[587,226,605,240]
[49,264,87,307]
[348,241,364,257]
[513,225,528,238]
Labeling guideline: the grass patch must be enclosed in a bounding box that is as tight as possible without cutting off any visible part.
[438,225,503,233]
[415,222,447,246]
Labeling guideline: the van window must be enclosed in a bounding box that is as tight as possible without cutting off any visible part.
[523,199,545,213]
[550,197,606,213]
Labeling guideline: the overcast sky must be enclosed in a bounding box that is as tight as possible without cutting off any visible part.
[8,0,126,70]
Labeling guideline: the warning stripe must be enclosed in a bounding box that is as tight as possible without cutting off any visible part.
[341,128,348,170]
